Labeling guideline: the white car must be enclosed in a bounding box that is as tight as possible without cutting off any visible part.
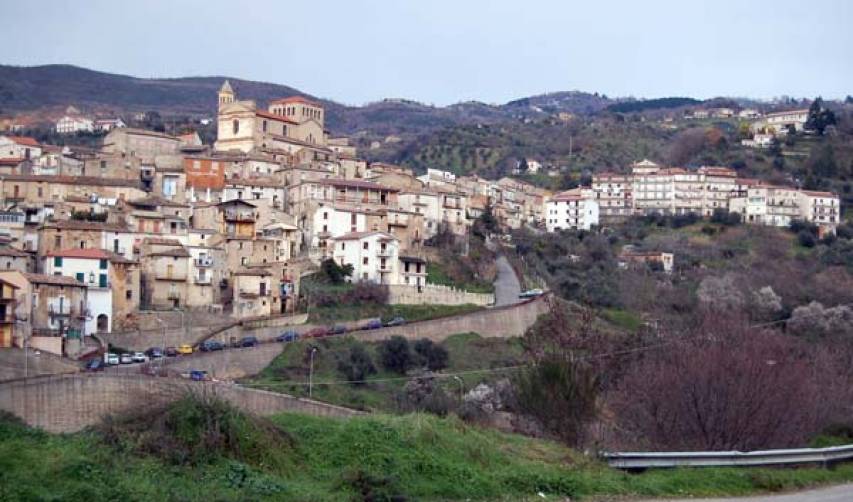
[104,353,120,366]
[119,353,133,364]
[131,352,148,363]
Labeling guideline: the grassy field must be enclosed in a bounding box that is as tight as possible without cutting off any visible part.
[307,302,483,324]
[246,332,525,412]
[427,261,496,294]
[4,407,853,502]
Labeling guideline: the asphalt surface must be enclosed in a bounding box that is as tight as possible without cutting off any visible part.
[640,483,853,502]
[493,255,522,307]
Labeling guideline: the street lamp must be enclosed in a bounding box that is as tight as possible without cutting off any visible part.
[308,346,318,398]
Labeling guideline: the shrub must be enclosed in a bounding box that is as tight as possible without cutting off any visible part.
[413,339,449,371]
[798,230,816,248]
[378,336,413,374]
[320,259,353,284]
[337,344,377,384]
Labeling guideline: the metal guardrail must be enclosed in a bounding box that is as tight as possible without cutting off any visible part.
[604,445,853,469]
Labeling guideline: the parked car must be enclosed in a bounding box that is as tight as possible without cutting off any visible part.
[361,319,383,330]
[239,336,259,347]
[189,370,209,381]
[276,330,300,342]
[165,346,179,357]
[331,324,347,335]
[305,327,330,338]
[177,344,193,355]
[518,288,544,298]
[85,358,105,372]
[145,347,164,359]
[384,316,406,327]
[104,353,120,365]
[131,352,148,363]
[200,340,224,352]
[119,353,133,364]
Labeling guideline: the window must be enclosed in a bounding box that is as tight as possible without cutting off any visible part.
[99,259,108,269]
[54,256,63,267]
[75,272,85,283]
[126,290,132,300]
[363,242,368,250]
[54,236,62,248]
[262,120,267,132]
[232,119,239,134]
[323,212,328,220]
[79,241,85,249]
[362,257,368,265]
[99,274,108,288]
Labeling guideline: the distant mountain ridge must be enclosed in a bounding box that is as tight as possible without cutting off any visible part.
[0,64,619,136]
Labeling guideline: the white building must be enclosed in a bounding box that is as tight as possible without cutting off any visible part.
[42,248,114,334]
[55,115,94,134]
[752,109,809,135]
[545,188,599,232]
[330,231,400,284]
[728,185,840,231]
[94,118,126,132]
[0,136,42,160]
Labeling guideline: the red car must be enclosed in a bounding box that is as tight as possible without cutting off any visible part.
[305,327,330,338]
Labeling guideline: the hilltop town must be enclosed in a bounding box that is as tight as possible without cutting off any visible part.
[0,80,845,358]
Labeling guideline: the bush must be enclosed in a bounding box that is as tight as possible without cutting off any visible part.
[378,336,413,374]
[710,208,741,226]
[320,259,353,284]
[413,339,449,371]
[798,230,817,248]
[337,344,377,384]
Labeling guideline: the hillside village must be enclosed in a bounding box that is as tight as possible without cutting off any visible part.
[0,80,844,360]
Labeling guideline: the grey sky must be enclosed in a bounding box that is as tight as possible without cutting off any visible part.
[2,0,851,106]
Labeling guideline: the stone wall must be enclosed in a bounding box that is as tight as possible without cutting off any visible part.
[387,284,494,306]
[0,373,361,433]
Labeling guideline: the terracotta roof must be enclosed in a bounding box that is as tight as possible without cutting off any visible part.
[0,158,25,166]
[41,220,130,232]
[147,247,191,258]
[269,96,321,107]
[0,247,29,257]
[46,248,113,259]
[24,273,86,287]
[128,195,189,208]
[321,178,398,191]
[0,174,143,189]
[142,237,183,246]
[332,231,397,242]
[801,190,837,198]
[7,136,40,147]
[255,109,298,125]
[232,268,272,276]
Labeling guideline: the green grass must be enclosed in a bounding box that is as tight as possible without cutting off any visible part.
[307,302,483,324]
[247,332,525,412]
[427,261,495,294]
[4,408,853,501]
[602,308,644,332]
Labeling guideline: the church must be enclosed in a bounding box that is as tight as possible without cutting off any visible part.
[213,80,330,159]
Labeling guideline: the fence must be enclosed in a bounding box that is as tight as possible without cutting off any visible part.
[387,284,494,306]
[604,445,853,470]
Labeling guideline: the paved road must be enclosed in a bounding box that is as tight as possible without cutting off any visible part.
[639,483,853,502]
[493,255,522,307]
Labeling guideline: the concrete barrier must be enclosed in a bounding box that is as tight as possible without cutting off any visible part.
[0,373,361,433]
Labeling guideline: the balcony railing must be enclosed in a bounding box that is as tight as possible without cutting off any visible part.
[167,290,182,300]
[195,275,211,285]
[156,271,188,281]
[377,249,393,257]
[195,256,213,267]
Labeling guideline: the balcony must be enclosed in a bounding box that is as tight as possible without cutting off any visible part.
[195,275,212,285]
[224,210,255,222]
[155,270,188,281]
[167,290,182,300]
[48,304,73,317]
[377,248,393,257]
[195,256,213,267]
[239,289,269,298]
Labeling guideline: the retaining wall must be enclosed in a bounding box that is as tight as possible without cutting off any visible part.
[387,284,494,306]
[0,373,361,433]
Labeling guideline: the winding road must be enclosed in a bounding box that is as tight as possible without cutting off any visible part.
[493,255,522,307]
[641,483,853,502]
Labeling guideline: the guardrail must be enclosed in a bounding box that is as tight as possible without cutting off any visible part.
[603,444,853,469]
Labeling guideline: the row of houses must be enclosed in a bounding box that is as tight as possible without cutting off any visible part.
[545,159,841,233]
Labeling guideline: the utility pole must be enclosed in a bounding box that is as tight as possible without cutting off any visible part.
[308,347,318,398]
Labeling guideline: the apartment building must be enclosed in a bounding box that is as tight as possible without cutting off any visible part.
[545,188,600,232]
[592,172,632,224]
[331,231,400,284]
[729,185,841,229]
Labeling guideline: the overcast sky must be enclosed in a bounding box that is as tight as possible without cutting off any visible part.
[2,0,851,106]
